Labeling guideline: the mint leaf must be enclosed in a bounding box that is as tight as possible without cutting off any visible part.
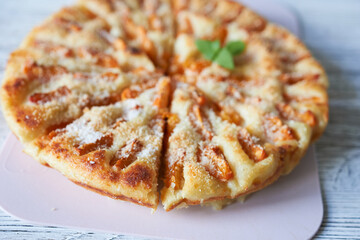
[195,39,221,60]
[195,39,246,70]
[225,41,246,56]
[214,48,234,70]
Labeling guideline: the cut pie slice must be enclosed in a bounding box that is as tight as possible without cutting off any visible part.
[1,32,170,208]
[161,80,273,210]
[25,76,170,208]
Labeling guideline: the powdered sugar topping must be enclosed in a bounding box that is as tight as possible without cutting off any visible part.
[123,99,143,121]
[66,118,104,145]
[138,144,158,159]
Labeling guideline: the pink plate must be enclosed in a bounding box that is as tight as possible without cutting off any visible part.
[0,1,322,239]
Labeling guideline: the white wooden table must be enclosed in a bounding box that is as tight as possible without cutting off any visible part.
[0,0,359,239]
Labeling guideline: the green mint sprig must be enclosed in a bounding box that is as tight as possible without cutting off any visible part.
[195,39,246,70]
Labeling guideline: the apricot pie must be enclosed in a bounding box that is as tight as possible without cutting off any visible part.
[0,0,328,211]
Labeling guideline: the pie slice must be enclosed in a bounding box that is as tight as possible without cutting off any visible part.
[2,27,170,208]
[28,76,170,208]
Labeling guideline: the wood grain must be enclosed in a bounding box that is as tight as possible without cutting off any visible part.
[0,0,359,239]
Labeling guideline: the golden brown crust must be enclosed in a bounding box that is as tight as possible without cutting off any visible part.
[73,181,156,208]
[165,159,284,211]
